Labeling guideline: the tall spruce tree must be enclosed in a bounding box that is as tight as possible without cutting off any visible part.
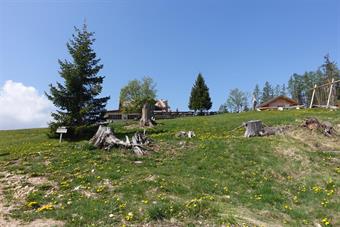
[274,84,281,97]
[46,24,109,134]
[288,74,305,105]
[321,54,340,100]
[253,84,261,101]
[261,81,273,103]
[321,54,340,83]
[188,73,212,113]
[280,84,287,96]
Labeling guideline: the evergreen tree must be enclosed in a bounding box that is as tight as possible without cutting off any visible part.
[261,81,273,103]
[188,73,212,113]
[274,84,281,97]
[46,24,109,135]
[280,84,287,96]
[253,84,261,101]
[288,74,305,105]
[321,54,340,83]
[321,54,340,100]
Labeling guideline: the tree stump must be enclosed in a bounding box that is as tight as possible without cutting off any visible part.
[140,103,156,127]
[89,125,150,156]
[244,120,263,137]
[302,117,337,137]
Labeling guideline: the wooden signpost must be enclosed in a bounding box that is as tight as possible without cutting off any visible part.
[56,127,67,143]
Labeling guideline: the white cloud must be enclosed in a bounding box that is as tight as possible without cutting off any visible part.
[0,80,53,130]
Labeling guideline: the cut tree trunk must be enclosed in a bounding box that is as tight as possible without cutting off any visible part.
[89,125,150,156]
[244,120,263,137]
[140,103,156,127]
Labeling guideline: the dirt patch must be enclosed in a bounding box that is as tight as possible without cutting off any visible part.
[0,171,64,227]
[274,126,340,179]
[0,172,53,203]
[233,207,286,227]
[27,176,49,186]
[286,128,340,151]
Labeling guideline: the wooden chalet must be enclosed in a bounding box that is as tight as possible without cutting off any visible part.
[257,96,300,110]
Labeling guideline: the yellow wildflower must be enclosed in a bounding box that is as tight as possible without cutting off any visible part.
[125,212,133,221]
[37,204,53,212]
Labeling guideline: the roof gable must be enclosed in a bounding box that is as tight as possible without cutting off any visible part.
[258,96,298,108]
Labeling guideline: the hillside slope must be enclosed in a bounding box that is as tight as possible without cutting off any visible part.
[0,109,339,226]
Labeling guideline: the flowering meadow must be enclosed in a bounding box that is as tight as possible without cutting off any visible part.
[0,109,339,226]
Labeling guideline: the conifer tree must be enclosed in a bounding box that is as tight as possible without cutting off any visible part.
[46,23,109,135]
[253,84,261,101]
[261,81,273,103]
[321,54,340,83]
[321,54,340,100]
[280,84,287,96]
[188,73,212,113]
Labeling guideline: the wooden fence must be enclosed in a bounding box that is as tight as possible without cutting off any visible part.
[104,111,217,122]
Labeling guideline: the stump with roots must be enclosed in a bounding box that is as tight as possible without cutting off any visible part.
[244,120,263,137]
[302,117,337,137]
[140,103,157,127]
[89,125,150,156]
[243,120,289,137]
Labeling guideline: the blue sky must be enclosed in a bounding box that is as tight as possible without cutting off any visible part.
[0,0,339,114]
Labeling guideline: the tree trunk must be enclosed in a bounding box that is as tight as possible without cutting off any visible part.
[89,125,150,156]
[244,120,263,137]
[140,103,156,127]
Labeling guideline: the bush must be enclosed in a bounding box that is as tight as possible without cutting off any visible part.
[72,125,98,140]
[47,123,98,140]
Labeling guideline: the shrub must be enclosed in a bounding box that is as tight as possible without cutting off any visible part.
[47,123,98,140]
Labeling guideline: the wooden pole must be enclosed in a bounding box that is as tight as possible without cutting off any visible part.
[326,78,335,108]
[309,79,340,90]
[309,84,317,109]
[59,133,63,143]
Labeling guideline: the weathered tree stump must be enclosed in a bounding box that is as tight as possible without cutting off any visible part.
[89,125,150,156]
[244,120,263,137]
[140,103,157,127]
[302,117,337,137]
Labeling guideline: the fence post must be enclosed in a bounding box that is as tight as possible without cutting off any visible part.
[309,84,317,109]
[326,78,335,108]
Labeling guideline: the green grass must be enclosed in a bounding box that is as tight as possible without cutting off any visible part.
[0,109,339,226]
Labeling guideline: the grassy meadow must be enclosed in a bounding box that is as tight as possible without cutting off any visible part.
[0,109,339,226]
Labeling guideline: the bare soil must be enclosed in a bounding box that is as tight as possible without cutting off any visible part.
[0,172,64,227]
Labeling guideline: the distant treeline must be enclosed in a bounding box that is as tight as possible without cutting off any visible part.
[219,54,340,113]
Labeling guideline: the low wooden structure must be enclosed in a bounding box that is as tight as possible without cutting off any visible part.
[309,78,340,109]
[257,96,300,110]
[104,110,197,122]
